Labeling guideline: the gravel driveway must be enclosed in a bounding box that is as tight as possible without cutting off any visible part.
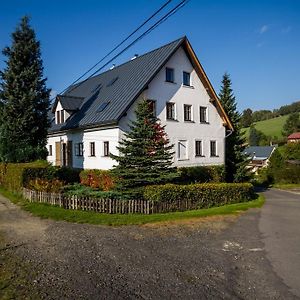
[0,193,297,299]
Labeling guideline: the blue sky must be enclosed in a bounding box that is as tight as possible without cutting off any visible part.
[0,0,299,112]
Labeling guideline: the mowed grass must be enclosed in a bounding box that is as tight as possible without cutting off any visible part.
[0,187,265,226]
[272,183,300,190]
[242,114,289,139]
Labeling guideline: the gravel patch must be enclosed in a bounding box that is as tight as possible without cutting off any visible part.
[0,194,297,299]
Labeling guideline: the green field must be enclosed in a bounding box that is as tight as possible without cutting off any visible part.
[242,114,289,139]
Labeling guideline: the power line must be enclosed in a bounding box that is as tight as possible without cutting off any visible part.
[65,0,189,96]
[57,0,173,97]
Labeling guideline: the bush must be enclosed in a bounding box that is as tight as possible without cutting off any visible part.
[176,165,225,184]
[0,161,81,192]
[27,178,65,193]
[63,183,143,200]
[144,183,254,208]
[22,166,81,187]
[80,169,115,191]
[0,160,48,191]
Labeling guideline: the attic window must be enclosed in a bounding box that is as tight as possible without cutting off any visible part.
[107,77,118,87]
[91,84,102,93]
[97,102,110,112]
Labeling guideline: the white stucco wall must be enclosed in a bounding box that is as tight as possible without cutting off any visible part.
[47,127,120,170]
[47,45,226,170]
[119,46,226,167]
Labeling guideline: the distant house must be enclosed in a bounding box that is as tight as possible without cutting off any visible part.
[287,132,300,143]
[244,146,276,173]
[47,37,233,170]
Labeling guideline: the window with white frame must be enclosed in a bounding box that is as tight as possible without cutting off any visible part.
[210,140,217,157]
[184,104,192,121]
[178,140,188,160]
[48,145,53,156]
[56,110,65,124]
[103,141,109,157]
[147,99,156,117]
[200,106,208,123]
[90,142,95,157]
[195,140,203,157]
[166,102,175,120]
[75,143,84,156]
[165,67,174,83]
[183,71,191,86]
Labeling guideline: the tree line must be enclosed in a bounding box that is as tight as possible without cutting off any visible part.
[240,100,300,128]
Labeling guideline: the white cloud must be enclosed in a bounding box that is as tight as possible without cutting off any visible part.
[259,25,269,34]
[281,26,292,34]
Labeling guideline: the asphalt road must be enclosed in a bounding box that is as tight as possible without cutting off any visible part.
[260,189,300,298]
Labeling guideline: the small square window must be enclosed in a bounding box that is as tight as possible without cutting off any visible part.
[183,71,191,86]
[184,104,192,121]
[210,141,217,157]
[166,102,175,120]
[90,142,95,157]
[195,141,203,157]
[200,106,208,123]
[103,141,109,157]
[166,67,174,83]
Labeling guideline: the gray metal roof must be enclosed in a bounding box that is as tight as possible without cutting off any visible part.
[244,146,276,160]
[49,37,185,133]
[57,95,84,111]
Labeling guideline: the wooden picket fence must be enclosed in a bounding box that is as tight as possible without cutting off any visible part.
[22,188,195,215]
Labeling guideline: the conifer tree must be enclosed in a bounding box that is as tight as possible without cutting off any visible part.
[219,73,249,182]
[0,16,50,162]
[111,100,177,189]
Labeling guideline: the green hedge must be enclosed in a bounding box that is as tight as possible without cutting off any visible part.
[22,166,80,187]
[0,161,80,192]
[144,183,254,208]
[176,165,225,184]
[0,161,48,191]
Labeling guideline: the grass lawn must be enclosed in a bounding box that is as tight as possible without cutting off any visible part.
[242,114,289,139]
[0,187,265,226]
[272,183,300,190]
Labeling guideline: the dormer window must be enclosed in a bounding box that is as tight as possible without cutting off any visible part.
[56,110,65,124]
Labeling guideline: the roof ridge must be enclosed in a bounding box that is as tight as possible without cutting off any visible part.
[64,36,186,94]
[58,95,84,100]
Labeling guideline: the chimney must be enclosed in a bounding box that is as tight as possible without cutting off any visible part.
[131,54,139,60]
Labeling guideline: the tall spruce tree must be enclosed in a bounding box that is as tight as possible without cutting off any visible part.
[219,73,249,182]
[111,99,177,189]
[0,16,50,162]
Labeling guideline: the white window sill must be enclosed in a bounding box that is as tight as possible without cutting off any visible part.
[178,158,189,161]
[182,84,194,89]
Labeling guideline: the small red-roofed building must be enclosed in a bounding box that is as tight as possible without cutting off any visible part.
[287,132,300,143]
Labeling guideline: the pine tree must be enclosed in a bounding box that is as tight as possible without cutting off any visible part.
[0,16,50,162]
[219,73,249,182]
[111,100,177,189]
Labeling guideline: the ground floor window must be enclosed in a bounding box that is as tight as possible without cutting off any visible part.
[75,142,84,156]
[48,145,53,156]
[210,140,217,157]
[90,142,95,157]
[103,141,109,157]
[195,140,203,157]
[178,140,188,160]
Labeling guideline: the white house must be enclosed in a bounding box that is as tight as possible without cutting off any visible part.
[47,37,233,170]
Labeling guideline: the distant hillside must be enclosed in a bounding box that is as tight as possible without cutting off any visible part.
[242,114,290,140]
